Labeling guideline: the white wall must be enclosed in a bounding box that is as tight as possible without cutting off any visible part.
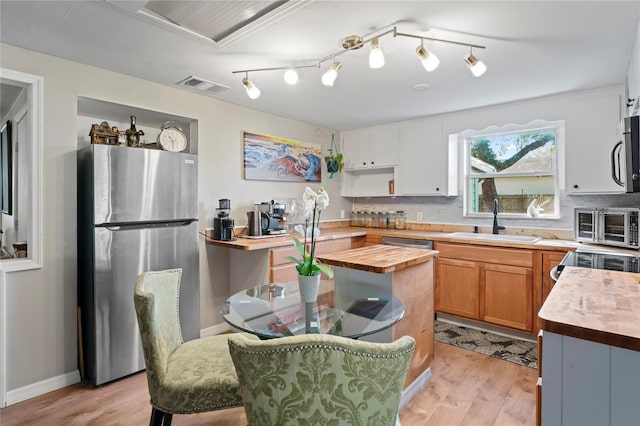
[0,43,351,399]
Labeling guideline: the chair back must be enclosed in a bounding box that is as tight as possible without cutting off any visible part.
[134,269,184,397]
[228,333,415,426]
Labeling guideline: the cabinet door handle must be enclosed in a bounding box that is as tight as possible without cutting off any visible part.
[573,184,579,189]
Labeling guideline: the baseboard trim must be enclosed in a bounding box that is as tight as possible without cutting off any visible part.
[6,370,81,406]
[399,366,431,409]
[200,322,230,338]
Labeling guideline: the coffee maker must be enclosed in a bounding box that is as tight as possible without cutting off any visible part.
[247,201,287,236]
[213,199,235,241]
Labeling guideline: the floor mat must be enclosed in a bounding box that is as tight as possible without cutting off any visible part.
[434,320,537,369]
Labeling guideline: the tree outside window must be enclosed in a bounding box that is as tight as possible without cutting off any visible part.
[466,126,559,217]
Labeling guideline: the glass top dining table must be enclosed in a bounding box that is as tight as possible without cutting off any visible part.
[221,280,404,340]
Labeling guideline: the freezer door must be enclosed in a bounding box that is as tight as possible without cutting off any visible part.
[90,144,198,224]
[91,220,199,385]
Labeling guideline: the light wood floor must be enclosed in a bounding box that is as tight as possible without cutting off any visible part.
[0,342,537,425]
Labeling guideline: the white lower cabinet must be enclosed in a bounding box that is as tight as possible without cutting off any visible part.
[541,331,640,425]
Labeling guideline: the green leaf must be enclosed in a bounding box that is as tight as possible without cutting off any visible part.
[292,237,305,257]
[313,263,334,279]
[284,255,303,266]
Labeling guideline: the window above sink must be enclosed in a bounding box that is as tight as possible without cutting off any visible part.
[456,119,564,220]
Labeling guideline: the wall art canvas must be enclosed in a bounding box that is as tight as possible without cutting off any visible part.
[243,131,321,182]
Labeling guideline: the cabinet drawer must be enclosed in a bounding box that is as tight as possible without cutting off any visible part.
[435,242,533,268]
[364,234,382,246]
[270,238,353,267]
[270,263,300,283]
[314,238,352,255]
[270,244,300,267]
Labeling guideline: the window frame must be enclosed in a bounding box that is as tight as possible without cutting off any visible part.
[462,120,564,220]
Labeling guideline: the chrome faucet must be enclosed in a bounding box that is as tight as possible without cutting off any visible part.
[492,198,505,234]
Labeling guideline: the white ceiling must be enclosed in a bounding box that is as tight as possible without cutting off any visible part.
[1,1,638,130]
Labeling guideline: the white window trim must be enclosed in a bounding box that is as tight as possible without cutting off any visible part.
[460,119,565,220]
[0,68,43,408]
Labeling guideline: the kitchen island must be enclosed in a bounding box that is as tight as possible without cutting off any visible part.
[317,244,438,406]
[538,266,640,425]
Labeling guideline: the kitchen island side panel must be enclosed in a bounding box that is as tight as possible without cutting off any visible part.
[332,259,434,390]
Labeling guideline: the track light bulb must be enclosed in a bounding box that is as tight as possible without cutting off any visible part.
[321,61,342,87]
[284,68,299,85]
[416,45,440,72]
[369,37,385,69]
[464,52,487,77]
[242,77,261,99]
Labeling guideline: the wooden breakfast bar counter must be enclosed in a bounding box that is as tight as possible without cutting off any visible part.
[537,266,640,425]
[317,244,438,406]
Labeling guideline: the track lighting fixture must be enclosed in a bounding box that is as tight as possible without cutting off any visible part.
[321,61,342,86]
[283,68,299,85]
[232,26,486,98]
[415,40,440,72]
[464,48,487,77]
[242,74,261,99]
[369,37,385,69]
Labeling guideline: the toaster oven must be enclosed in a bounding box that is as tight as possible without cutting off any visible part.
[574,207,640,249]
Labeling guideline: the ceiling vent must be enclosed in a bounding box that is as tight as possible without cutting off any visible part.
[177,76,230,95]
[140,0,312,48]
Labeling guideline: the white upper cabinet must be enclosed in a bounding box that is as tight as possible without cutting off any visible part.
[341,125,398,170]
[396,118,455,196]
[565,88,623,194]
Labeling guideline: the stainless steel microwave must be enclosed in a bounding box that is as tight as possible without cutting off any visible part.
[611,115,640,192]
[574,207,640,249]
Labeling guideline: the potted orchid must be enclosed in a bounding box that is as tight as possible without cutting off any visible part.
[285,187,334,302]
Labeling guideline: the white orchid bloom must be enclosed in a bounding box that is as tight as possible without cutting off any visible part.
[316,187,330,210]
[294,224,305,237]
[302,186,317,218]
[307,226,320,238]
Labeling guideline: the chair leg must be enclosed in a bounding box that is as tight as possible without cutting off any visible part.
[150,407,172,426]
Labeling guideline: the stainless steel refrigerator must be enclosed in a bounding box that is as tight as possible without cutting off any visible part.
[78,144,199,386]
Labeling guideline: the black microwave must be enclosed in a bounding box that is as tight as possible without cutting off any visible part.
[611,115,640,192]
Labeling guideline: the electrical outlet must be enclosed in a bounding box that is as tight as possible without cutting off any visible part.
[340,209,345,219]
[416,211,423,222]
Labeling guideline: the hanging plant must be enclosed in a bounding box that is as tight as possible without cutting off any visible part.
[324,131,344,179]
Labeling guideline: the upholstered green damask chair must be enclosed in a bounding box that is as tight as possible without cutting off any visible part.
[134,268,258,426]
[228,333,415,426]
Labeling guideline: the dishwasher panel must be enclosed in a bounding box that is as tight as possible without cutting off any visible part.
[381,236,434,250]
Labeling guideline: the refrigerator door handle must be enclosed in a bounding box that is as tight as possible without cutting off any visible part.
[102,220,197,232]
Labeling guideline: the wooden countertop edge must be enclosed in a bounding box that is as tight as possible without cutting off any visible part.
[205,230,368,251]
[317,245,438,274]
[538,317,640,352]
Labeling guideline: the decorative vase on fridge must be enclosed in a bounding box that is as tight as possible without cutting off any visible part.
[298,274,320,303]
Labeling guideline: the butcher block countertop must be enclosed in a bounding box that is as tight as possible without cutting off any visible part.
[205,229,367,251]
[538,266,640,351]
[316,244,438,274]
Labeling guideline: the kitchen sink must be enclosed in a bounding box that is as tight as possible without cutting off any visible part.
[446,232,542,243]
